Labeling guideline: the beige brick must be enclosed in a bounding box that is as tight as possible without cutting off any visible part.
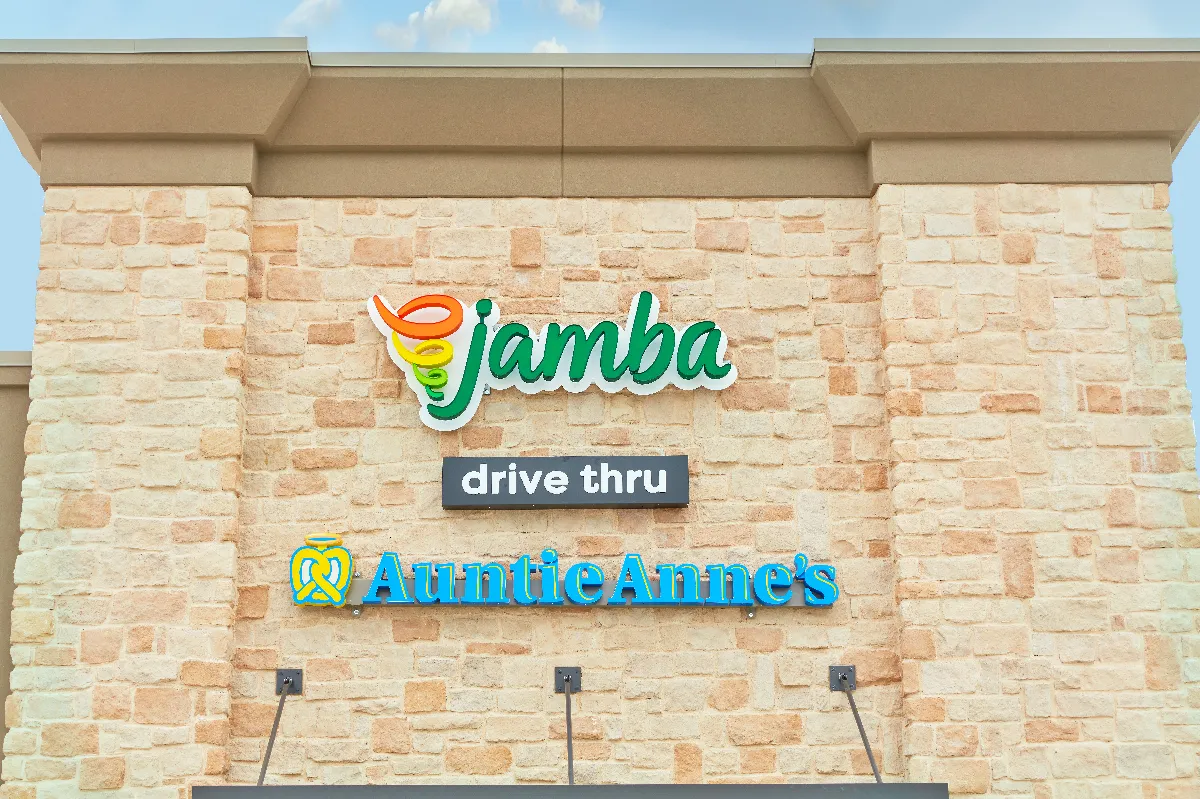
[267,268,323,301]
[726,715,802,745]
[1025,719,1079,743]
[181,660,231,687]
[371,718,412,754]
[314,398,375,428]
[16,190,1199,792]
[446,744,512,775]
[252,224,299,252]
[393,618,440,643]
[145,189,184,217]
[696,221,750,251]
[735,628,783,653]
[352,236,413,265]
[674,742,703,783]
[133,687,192,725]
[58,492,111,528]
[80,628,122,664]
[963,478,1021,509]
[930,759,990,794]
[308,322,355,345]
[292,447,358,469]
[510,228,543,267]
[78,757,125,790]
[41,722,99,756]
[237,585,270,619]
[61,215,110,244]
[230,703,276,737]
[405,681,447,713]
[147,220,206,245]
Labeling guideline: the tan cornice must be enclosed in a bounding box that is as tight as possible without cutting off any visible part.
[1,38,1199,196]
[0,351,31,388]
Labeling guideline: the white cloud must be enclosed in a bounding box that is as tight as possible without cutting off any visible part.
[375,0,496,51]
[555,0,603,29]
[280,0,341,33]
[533,37,569,53]
[375,21,421,49]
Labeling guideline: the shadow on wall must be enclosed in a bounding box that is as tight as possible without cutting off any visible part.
[0,351,31,756]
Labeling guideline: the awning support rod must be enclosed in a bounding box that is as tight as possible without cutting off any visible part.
[564,674,575,785]
[258,670,302,787]
[830,665,882,784]
[554,666,583,786]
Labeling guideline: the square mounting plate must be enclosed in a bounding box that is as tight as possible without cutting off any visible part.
[554,666,582,693]
[829,665,856,692]
[276,668,303,696]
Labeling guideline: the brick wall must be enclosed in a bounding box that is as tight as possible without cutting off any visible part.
[881,185,1197,796]
[8,187,250,796]
[3,187,1196,797]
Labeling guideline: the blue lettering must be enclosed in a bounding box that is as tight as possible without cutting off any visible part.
[607,554,655,605]
[753,563,793,606]
[413,562,458,604]
[803,564,839,607]
[361,552,412,605]
[565,562,604,605]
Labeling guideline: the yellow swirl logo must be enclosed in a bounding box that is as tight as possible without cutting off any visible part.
[370,294,463,401]
[290,535,353,607]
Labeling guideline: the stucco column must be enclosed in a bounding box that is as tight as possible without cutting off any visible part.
[878,183,1196,795]
[5,187,250,794]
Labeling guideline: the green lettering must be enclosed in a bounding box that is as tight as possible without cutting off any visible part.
[427,301,490,423]
[677,321,732,380]
[488,323,539,381]
[621,291,676,385]
[538,322,623,382]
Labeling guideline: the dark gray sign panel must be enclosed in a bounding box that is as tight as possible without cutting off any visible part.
[200,785,949,799]
[442,456,688,509]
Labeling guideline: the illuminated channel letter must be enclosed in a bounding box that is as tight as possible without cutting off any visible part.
[753,564,794,606]
[539,550,564,605]
[511,554,538,606]
[489,323,540,382]
[803,564,839,607]
[704,564,753,606]
[565,562,605,605]
[462,562,508,605]
[621,291,676,385]
[361,552,412,605]
[656,563,703,606]
[413,562,458,604]
[607,554,656,605]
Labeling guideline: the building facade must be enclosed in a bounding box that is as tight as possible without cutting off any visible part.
[0,38,1197,797]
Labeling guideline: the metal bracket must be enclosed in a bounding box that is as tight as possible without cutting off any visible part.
[554,666,582,693]
[829,664,856,691]
[276,668,303,696]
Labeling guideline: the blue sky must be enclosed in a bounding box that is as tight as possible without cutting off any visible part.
[3,0,1200,444]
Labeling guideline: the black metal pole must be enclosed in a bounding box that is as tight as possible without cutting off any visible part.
[257,677,293,786]
[839,674,882,783]
[563,674,575,786]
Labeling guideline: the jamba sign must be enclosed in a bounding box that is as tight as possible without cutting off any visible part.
[368,291,738,431]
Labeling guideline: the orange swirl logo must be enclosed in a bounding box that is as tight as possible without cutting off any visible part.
[371,294,464,401]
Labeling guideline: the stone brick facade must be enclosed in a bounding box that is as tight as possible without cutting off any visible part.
[5,186,1197,797]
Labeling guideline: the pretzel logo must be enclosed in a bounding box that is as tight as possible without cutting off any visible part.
[291,535,353,607]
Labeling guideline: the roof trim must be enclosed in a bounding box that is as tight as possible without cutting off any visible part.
[815,37,1200,53]
[4,36,1200,59]
[2,38,1199,196]
[310,52,813,68]
[0,37,308,54]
